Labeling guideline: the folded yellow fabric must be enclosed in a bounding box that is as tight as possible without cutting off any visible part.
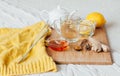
[0,21,57,76]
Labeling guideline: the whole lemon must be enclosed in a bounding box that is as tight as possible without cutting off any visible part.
[86,12,106,27]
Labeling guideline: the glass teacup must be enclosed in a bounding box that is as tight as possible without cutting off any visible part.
[54,18,81,42]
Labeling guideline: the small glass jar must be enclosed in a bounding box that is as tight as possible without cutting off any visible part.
[46,40,69,51]
[79,20,96,37]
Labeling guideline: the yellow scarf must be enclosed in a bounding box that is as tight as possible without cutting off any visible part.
[0,21,57,76]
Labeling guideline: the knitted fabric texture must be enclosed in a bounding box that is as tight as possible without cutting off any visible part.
[0,21,57,76]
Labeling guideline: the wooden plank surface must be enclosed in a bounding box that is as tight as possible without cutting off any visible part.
[46,27,113,65]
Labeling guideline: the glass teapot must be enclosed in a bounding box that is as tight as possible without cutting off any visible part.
[48,6,95,42]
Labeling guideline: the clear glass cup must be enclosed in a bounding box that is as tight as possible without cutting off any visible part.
[79,20,96,37]
[54,18,81,42]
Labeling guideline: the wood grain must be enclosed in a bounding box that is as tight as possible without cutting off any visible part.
[46,27,113,65]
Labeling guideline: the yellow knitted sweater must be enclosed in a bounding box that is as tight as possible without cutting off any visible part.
[0,21,57,76]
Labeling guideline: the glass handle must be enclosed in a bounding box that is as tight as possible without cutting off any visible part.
[53,20,61,34]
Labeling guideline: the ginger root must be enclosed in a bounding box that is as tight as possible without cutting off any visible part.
[88,37,109,52]
[73,37,109,52]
